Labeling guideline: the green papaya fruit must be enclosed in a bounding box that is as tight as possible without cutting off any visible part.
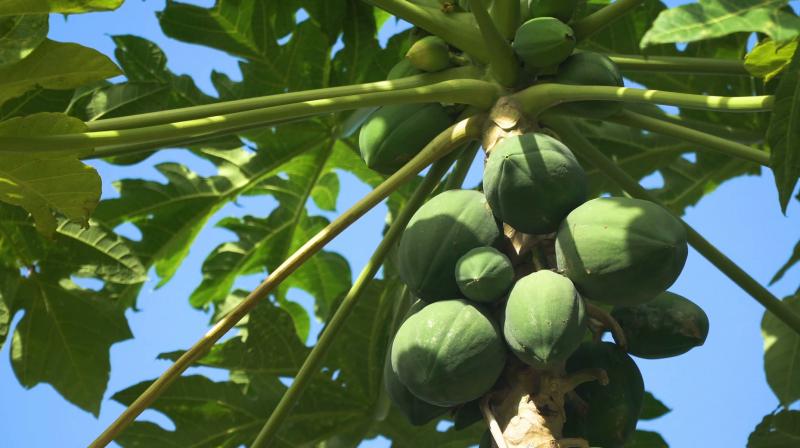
[553,52,624,118]
[483,133,587,234]
[358,103,453,174]
[406,36,452,72]
[391,299,506,406]
[612,291,709,359]
[398,190,501,301]
[512,17,575,71]
[503,270,587,367]
[555,197,688,306]
[387,58,423,80]
[453,399,483,430]
[455,246,514,303]
[383,352,449,425]
[564,342,644,448]
[530,0,578,22]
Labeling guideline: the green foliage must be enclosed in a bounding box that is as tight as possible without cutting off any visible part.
[565,342,645,448]
[555,197,689,306]
[397,189,501,301]
[503,270,587,367]
[483,132,587,234]
[0,15,48,66]
[530,0,578,22]
[455,246,514,303]
[766,43,800,212]
[745,38,798,82]
[390,299,506,406]
[613,291,709,359]
[748,411,800,447]
[761,294,800,405]
[0,0,124,15]
[359,103,454,174]
[512,17,575,71]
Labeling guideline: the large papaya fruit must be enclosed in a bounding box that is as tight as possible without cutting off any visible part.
[530,0,578,22]
[406,36,452,72]
[383,353,449,425]
[612,291,709,359]
[391,299,506,406]
[564,342,644,448]
[512,17,575,71]
[397,190,501,301]
[455,246,514,303]
[503,270,587,367]
[358,103,453,174]
[484,133,587,234]
[553,52,624,118]
[555,197,688,306]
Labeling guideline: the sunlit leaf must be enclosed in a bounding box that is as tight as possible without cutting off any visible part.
[745,38,799,82]
[0,0,124,15]
[766,44,800,212]
[761,294,800,405]
[0,15,48,67]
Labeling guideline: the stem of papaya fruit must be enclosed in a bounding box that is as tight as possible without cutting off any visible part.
[87,115,486,448]
[442,141,481,190]
[469,0,519,87]
[1,80,501,153]
[571,0,646,41]
[609,109,770,166]
[541,113,800,337]
[87,66,484,131]
[489,0,520,40]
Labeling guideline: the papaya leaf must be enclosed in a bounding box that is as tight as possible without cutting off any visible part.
[640,391,671,420]
[761,294,800,405]
[0,202,47,266]
[0,14,48,67]
[745,38,799,82]
[0,0,124,15]
[0,266,21,351]
[771,239,800,284]
[766,43,800,212]
[0,88,75,121]
[375,408,485,448]
[11,275,132,415]
[748,411,800,447]
[626,430,669,447]
[641,0,800,48]
[0,39,120,107]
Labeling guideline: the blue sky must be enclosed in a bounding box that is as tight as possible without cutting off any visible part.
[1,1,799,447]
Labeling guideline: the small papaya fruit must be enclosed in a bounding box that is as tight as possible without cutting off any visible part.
[530,0,579,22]
[512,17,575,71]
[406,36,452,72]
[391,299,506,406]
[564,342,644,448]
[358,103,453,174]
[553,52,624,118]
[383,353,449,425]
[555,197,688,306]
[612,291,709,359]
[503,270,587,367]
[484,133,587,234]
[387,58,423,80]
[455,246,514,303]
[398,190,501,301]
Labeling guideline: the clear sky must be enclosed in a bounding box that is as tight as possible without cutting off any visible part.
[1,1,799,447]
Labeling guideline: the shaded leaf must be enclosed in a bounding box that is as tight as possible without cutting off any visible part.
[11,275,132,415]
[0,0,124,15]
[746,38,799,82]
[0,39,120,106]
[0,266,21,350]
[766,43,800,212]
[771,239,800,284]
[627,430,669,447]
[748,411,800,447]
[0,14,48,66]
[641,0,800,48]
[761,294,800,405]
[640,391,671,420]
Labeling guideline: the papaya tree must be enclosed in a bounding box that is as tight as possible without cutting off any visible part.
[1,0,800,447]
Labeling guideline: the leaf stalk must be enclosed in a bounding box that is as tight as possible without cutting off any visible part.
[469,0,519,87]
[571,0,646,41]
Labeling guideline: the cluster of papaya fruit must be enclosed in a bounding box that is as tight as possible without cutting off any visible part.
[357,1,711,447]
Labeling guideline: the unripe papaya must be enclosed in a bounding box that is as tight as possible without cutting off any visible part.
[564,342,644,448]
[503,270,587,367]
[383,353,449,425]
[555,197,688,306]
[530,0,578,22]
[398,190,501,301]
[455,246,514,303]
[387,58,423,80]
[358,103,453,174]
[406,36,452,72]
[554,52,624,118]
[453,399,483,430]
[391,299,506,406]
[512,17,575,71]
[612,291,709,359]
[484,133,587,234]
